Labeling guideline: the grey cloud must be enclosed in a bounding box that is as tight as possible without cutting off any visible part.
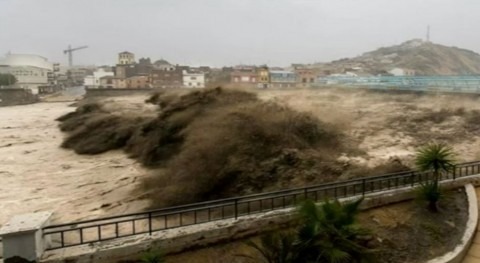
[0,0,479,67]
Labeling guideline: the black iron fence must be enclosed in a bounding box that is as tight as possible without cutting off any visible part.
[42,161,480,250]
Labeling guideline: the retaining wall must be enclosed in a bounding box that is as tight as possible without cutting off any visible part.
[0,88,39,106]
[85,88,156,98]
[41,175,480,263]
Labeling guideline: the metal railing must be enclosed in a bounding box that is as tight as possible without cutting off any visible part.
[42,161,480,250]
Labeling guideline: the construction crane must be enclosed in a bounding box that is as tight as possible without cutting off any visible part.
[63,45,88,67]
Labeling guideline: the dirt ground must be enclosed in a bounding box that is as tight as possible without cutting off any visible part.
[361,188,467,262]
[1,87,479,227]
[165,189,468,263]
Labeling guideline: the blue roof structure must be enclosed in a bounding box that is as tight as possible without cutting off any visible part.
[316,75,480,93]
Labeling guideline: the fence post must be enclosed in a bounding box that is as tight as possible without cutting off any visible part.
[304,188,308,200]
[234,199,239,220]
[453,165,456,180]
[411,172,415,187]
[148,212,152,235]
[362,179,366,196]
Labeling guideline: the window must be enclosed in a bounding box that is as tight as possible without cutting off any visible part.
[191,76,196,80]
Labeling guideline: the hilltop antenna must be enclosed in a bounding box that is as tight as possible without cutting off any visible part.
[426,25,430,42]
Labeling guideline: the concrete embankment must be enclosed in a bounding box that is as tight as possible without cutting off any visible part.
[41,177,480,263]
[85,88,160,98]
[0,88,38,106]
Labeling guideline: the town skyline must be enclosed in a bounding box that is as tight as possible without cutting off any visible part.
[2,0,480,67]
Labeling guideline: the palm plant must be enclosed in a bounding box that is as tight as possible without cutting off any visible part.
[295,198,374,263]
[243,198,375,263]
[242,231,298,263]
[415,143,455,212]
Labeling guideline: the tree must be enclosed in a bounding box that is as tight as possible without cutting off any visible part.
[0,73,17,86]
[244,198,375,263]
[415,143,455,212]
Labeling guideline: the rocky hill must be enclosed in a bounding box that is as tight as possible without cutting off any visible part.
[327,39,480,75]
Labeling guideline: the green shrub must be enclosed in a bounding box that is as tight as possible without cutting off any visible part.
[140,250,165,263]
[241,231,297,263]
[244,199,376,263]
[417,181,443,211]
[415,143,455,212]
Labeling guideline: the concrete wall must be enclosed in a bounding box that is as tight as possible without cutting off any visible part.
[1,212,52,262]
[0,88,39,106]
[0,62,51,89]
[84,88,157,98]
[41,176,480,263]
[3,232,37,261]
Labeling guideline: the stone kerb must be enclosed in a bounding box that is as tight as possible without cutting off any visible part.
[426,184,478,263]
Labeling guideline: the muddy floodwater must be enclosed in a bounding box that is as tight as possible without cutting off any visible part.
[2,88,480,227]
[0,101,149,226]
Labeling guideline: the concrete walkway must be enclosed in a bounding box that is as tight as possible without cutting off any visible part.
[462,188,480,262]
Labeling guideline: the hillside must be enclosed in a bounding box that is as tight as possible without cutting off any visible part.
[328,39,480,75]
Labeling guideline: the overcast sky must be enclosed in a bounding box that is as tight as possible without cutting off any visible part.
[1,0,479,67]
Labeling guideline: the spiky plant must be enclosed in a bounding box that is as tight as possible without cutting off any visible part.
[243,198,375,263]
[242,231,297,263]
[415,143,455,212]
[295,198,374,263]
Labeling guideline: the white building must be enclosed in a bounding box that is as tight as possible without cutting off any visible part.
[389,67,416,76]
[84,68,114,88]
[183,70,205,88]
[0,54,53,94]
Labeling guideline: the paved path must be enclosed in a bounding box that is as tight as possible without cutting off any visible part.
[462,188,480,262]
